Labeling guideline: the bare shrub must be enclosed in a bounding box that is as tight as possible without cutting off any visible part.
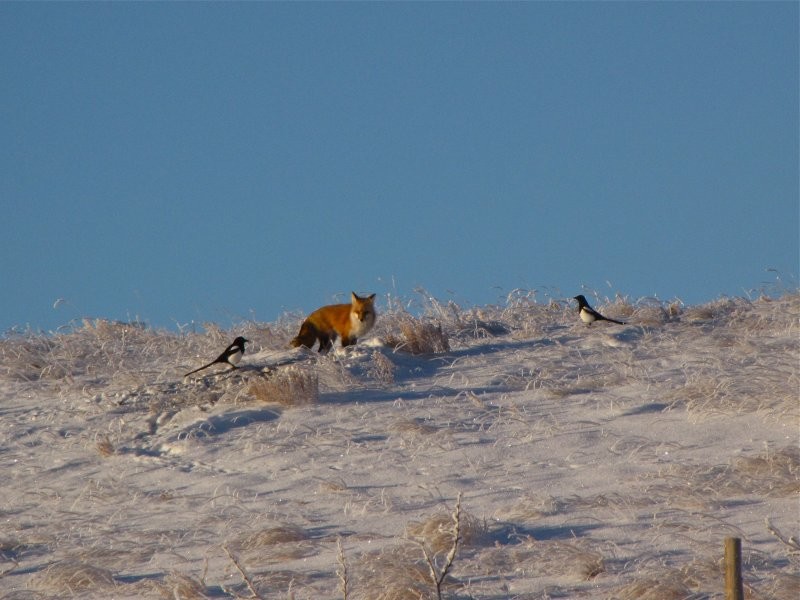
[337,538,349,600]
[351,496,472,600]
[223,545,263,599]
[247,366,319,406]
[417,493,469,600]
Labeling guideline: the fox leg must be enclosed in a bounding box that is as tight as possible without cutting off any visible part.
[317,334,333,353]
[291,321,317,349]
[340,336,356,347]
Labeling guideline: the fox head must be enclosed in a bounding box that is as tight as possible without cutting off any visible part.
[350,292,376,323]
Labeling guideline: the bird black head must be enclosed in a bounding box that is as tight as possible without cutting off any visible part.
[232,336,249,347]
[573,295,589,308]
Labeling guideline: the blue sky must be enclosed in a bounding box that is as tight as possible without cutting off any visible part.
[2,2,797,333]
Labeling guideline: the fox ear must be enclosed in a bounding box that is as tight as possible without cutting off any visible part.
[351,292,375,302]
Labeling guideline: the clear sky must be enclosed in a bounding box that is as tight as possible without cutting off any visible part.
[2,2,798,333]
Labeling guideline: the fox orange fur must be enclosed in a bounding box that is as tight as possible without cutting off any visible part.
[291,292,377,353]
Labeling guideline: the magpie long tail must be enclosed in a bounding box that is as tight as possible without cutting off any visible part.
[184,361,216,377]
[184,360,238,378]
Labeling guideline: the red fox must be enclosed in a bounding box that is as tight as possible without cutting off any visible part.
[291,292,377,353]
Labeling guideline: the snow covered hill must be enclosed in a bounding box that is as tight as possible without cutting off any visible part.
[1,292,797,599]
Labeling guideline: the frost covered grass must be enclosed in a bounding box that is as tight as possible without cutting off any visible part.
[248,366,320,407]
[0,290,797,598]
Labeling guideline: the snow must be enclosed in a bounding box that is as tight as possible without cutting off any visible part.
[0,292,798,599]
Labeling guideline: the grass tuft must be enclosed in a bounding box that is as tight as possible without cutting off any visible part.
[366,350,395,385]
[406,508,485,555]
[95,434,115,457]
[645,445,800,501]
[351,545,440,600]
[237,525,311,549]
[247,366,319,406]
[156,571,211,600]
[383,314,450,354]
[612,576,693,599]
[29,560,115,594]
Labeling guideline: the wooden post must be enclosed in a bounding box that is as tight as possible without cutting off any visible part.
[724,537,744,600]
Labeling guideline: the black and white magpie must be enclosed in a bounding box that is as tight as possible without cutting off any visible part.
[573,295,624,325]
[184,336,249,377]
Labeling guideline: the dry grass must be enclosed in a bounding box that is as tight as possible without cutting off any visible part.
[657,295,799,418]
[604,296,637,320]
[337,538,350,600]
[757,572,800,600]
[27,560,116,595]
[349,495,473,600]
[95,434,115,458]
[496,492,657,522]
[608,552,800,600]
[237,525,311,549]
[667,365,797,417]
[544,370,625,398]
[351,544,444,600]
[611,576,694,600]
[494,494,566,521]
[629,303,672,326]
[489,538,607,582]
[155,572,212,600]
[317,477,349,494]
[230,524,318,565]
[405,510,486,555]
[383,314,450,355]
[734,445,800,489]
[0,318,274,396]
[0,319,149,382]
[645,445,800,501]
[366,350,395,385]
[390,418,440,436]
[247,365,319,406]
